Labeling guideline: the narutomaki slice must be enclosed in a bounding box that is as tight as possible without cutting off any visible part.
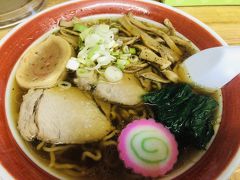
[118,119,178,177]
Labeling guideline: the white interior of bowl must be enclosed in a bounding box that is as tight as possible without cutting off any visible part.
[2,0,238,179]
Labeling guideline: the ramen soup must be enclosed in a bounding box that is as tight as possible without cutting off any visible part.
[9,14,222,179]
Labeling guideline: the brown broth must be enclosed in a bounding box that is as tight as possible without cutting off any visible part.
[9,76,222,179]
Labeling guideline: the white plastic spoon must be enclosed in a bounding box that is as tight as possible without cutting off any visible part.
[181,46,240,90]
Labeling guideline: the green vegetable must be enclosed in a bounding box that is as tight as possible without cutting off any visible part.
[116,59,130,70]
[111,50,120,57]
[129,47,136,55]
[122,45,129,53]
[143,84,218,149]
[87,45,100,59]
[76,68,88,77]
[129,55,139,63]
[80,26,94,40]
[78,37,83,48]
[73,23,88,32]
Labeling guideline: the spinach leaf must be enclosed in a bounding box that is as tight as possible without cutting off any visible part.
[143,84,218,149]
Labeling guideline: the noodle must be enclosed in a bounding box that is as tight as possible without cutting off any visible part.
[48,145,56,167]
[49,151,56,167]
[53,163,82,171]
[36,141,45,150]
[110,105,118,119]
[64,169,87,177]
[102,130,119,141]
[81,150,102,161]
[120,109,130,119]
[101,140,118,147]
[42,145,74,152]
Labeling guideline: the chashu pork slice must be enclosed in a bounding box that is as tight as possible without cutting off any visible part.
[18,87,113,144]
[94,74,146,106]
[18,89,44,141]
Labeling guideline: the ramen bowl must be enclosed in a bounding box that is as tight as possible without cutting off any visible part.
[0,0,239,179]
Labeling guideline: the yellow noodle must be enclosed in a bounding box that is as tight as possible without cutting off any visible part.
[120,109,130,119]
[53,163,82,171]
[128,109,137,116]
[115,113,123,122]
[43,145,74,152]
[101,140,117,146]
[81,150,102,161]
[102,130,119,141]
[110,111,117,120]
[64,169,87,177]
[141,110,148,118]
[49,151,56,167]
[36,141,45,150]
[110,105,118,119]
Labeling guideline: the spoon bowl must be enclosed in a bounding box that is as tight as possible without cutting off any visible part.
[182,46,240,89]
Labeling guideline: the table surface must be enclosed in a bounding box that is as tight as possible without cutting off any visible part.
[0,0,239,179]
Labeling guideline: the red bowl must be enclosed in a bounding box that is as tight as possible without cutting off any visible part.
[0,0,239,179]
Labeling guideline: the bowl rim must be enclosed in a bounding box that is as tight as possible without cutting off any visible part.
[0,0,227,47]
[0,0,239,179]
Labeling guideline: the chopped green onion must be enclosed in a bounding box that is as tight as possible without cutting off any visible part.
[79,64,85,68]
[116,59,130,70]
[76,68,88,77]
[104,66,123,82]
[78,57,86,65]
[129,47,136,55]
[73,23,88,32]
[80,27,94,40]
[85,34,102,48]
[85,59,95,66]
[78,37,83,48]
[97,56,113,67]
[110,28,119,34]
[120,54,131,60]
[122,45,129,53]
[88,45,100,59]
[130,55,139,63]
[111,50,120,57]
